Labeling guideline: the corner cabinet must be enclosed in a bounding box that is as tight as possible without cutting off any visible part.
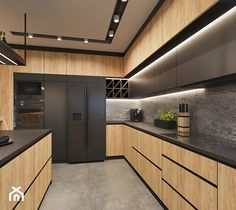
[0,133,52,210]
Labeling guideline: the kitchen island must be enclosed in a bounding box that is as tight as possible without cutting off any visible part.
[0,129,52,210]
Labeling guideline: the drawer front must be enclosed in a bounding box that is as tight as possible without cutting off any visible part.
[218,163,236,210]
[162,157,217,210]
[162,180,195,210]
[35,158,52,209]
[162,141,217,184]
[106,125,124,156]
[142,156,161,198]
[132,148,143,175]
[142,132,161,168]
[35,133,52,176]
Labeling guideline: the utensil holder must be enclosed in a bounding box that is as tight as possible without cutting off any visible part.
[177,112,190,137]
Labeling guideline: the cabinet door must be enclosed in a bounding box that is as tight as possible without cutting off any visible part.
[218,163,236,210]
[67,83,86,162]
[177,13,236,86]
[87,83,106,161]
[129,67,154,98]
[45,81,67,162]
[153,49,177,92]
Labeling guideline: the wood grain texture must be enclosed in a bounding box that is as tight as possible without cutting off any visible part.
[218,163,236,210]
[162,180,195,210]
[34,158,52,210]
[106,125,124,156]
[44,51,67,75]
[162,141,217,184]
[124,0,218,75]
[13,50,44,74]
[162,156,217,210]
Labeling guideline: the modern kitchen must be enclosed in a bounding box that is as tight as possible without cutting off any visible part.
[0,0,236,210]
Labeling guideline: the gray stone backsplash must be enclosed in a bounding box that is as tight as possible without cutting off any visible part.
[106,82,236,142]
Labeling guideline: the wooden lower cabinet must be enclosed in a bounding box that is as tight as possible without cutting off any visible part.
[162,180,195,210]
[0,133,52,210]
[162,157,217,210]
[106,125,124,156]
[218,163,236,210]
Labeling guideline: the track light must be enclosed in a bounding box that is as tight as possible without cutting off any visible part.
[84,39,89,43]
[0,60,6,65]
[114,15,120,23]
[57,36,62,41]
[28,33,33,39]
[109,30,114,38]
[121,0,128,2]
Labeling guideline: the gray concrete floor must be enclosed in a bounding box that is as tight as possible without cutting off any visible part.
[40,159,164,210]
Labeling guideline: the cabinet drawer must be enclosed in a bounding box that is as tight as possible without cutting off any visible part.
[141,132,161,168]
[35,158,52,209]
[162,180,195,210]
[162,157,217,210]
[35,133,52,176]
[162,141,217,184]
[142,157,161,198]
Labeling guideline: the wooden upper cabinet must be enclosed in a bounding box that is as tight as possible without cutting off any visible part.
[44,51,67,75]
[67,53,123,77]
[124,0,219,76]
[218,163,236,210]
[13,50,44,74]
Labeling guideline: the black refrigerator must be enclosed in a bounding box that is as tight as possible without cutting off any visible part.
[44,75,106,163]
[67,77,106,163]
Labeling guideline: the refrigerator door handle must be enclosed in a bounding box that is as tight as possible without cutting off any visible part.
[86,85,89,146]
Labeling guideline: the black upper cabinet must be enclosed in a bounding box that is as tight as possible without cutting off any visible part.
[153,49,177,92]
[129,67,154,98]
[177,11,236,87]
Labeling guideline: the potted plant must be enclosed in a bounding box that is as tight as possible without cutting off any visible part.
[154,111,177,129]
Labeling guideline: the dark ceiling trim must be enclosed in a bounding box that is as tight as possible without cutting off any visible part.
[9,44,124,57]
[10,0,128,45]
[124,0,165,54]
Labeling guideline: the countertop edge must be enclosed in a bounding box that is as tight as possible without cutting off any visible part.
[0,129,52,168]
[106,121,236,169]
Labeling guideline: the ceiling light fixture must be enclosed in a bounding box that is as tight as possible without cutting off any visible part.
[114,15,120,23]
[0,60,6,65]
[0,52,18,65]
[121,0,128,2]
[84,39,89,44]
[57,36,62,41]
[109,30,114,38]
[28,33,33,39]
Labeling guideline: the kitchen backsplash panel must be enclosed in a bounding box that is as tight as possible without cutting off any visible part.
[106,99,139,121]
[139,82,236,142]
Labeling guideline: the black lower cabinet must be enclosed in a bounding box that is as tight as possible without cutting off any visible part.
[44,80,67,163]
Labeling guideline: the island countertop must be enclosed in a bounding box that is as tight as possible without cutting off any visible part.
[0,129,51,168]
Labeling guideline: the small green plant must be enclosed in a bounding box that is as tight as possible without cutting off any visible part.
[155,111,176,121]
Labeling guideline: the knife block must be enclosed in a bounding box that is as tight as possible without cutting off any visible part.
[177,112,190,137]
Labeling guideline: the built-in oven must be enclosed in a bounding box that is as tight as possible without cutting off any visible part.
[14,99,44,129]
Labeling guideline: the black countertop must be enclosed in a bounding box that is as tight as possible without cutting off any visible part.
[107,121,236,169]
[0,129,51,168]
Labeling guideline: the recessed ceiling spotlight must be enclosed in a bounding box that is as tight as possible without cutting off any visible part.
[84,38,89,44]
[0,60,6,65]
[114,15,120,23]
[28,33,33,39]
[121,0,128,2]
[109,30,114,38]
[57,36,62,41]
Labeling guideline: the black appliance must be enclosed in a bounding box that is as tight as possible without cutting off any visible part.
[44,75,106,163]
[130,108,143,122]
[14,73,44,129]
